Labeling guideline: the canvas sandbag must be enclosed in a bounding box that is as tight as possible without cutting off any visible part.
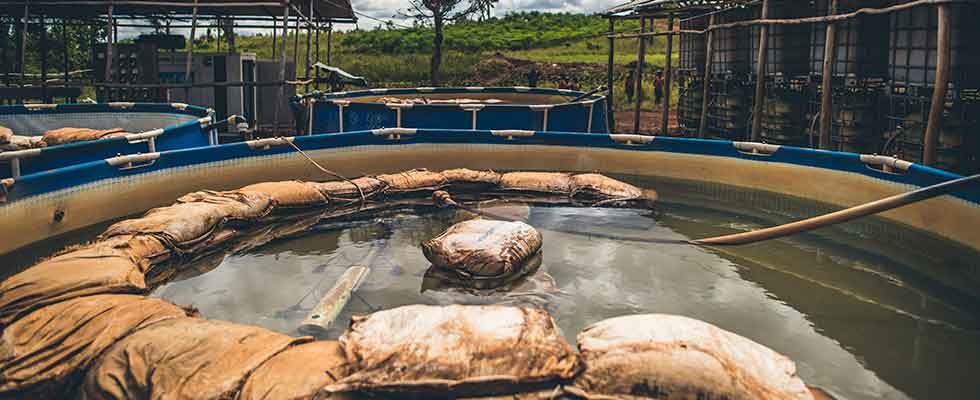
[313,177,387,204]
[570,314,813,400]
[569,174,655,207]
[422,218,542,278]
[237,341,353,400]
[0,295,187,398]
[0,134,44,151]
[0,246,148,328]
[241,180,328,208]
[101,196,268,246]
[80,318,302,400]
[0,126,11,145]
[177,190,274,219]
[327,305,582,397]
[442,168,503,191]
[377,169,447,194]
[40,127,128,147]
[97,234,172,266]
[498,172,572,195]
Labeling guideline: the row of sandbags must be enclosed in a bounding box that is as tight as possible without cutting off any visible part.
[0,125,131,151]
[0,169,658,398]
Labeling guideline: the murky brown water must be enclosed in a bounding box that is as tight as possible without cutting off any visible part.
[6,175,978,400]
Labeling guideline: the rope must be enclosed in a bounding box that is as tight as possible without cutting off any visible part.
[281,137,367,209]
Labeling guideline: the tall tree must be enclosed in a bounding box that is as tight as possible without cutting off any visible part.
[401,0,493,85]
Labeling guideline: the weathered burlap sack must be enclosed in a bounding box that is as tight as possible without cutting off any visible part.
[40,127,128,146]
[313,176,388,204]
[327,305,583,397]
[499,172,572,195]
[377,168,447,194]
[0,126,11,145]
[0,246,148,328]
[0,295,187,398]
[101,191,272,246]
[421,251,545,293]
[241,180,328,208]
[0,134,44,151]
[238,341,353,400]
[422,219,542,278]
[442,168,503,191]
[95,233,172,266]
[569,174,655,207]
[80,318,302,400]
[570,314,813,400]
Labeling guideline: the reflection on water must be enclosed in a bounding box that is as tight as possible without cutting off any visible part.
[150,178,980,400]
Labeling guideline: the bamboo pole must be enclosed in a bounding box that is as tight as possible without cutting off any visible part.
[751,0,770,142]
[698,14,716,138]
[314,21,320,90]
[305,0,312,86]
[2,19,8,85]
[184,0,198,98]
[633,17,647,134]
[704,0,952,31]
[607,17,615,133]
[326,22,332,65]
[607,30,701,39]
[819,0,839,150]
[271,16,277,58]
[923,3,951,167]
[661,13,674,135]
[292,11,300,78]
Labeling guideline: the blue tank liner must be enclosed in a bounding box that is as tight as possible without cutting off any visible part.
[0,103,216,178]
[4,129,977,206]
[292,87,608,134]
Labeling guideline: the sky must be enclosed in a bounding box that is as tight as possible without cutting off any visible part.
[344,0,624,30]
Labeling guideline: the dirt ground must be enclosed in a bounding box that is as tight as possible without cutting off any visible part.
[613,108,680,136]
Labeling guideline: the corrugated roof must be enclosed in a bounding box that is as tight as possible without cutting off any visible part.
[0,0,357,21]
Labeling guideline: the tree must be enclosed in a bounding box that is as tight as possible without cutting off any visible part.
[400,0,494,85]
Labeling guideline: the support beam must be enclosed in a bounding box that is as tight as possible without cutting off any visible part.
[314,21,320,90]
[661,13,675,135]
[607,17,615,133]
[633,17,647,134]
[2,19,8,85]
[40,16,48,88]
[274,4,290,134]
[18,3,28,75]
[272,16,277,58]
[104,4,114,83]
[698,14,716,138]
[63,18,70,83]
[923,4,951,167]
[751,0,770,142]
[819,0,839,150]
[305,0,312,91]
[327,22,332,65]
[293,13,300,79]
[184,1,198,97]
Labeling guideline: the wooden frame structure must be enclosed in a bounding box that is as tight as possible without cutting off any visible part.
[0,0,355,133]
[605,0,963,168]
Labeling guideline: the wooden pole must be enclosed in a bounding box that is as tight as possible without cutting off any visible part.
[292,12,300,78]
[661,13,675,135]
[274,3,290,134]
[40,16,48,88]
[272,16,277,58]
[314,22,320,90]
[751,0,770,142]
[607,17,615,133]
[698,14,716,137]
[633,17,647,134]
[18,3,28,75]
[326,22,332,65]
[2,19,8,85]
[304,0,312,90]
[104,4,113,84]
[923,4,951,167]
[818,0,839,150]
[62,18,69,83]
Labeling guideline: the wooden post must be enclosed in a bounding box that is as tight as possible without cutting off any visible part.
[327,22,332,65]
[699,14,716,137]
[63,18,69,83]
[923,4,951,167]
[819,0,839,150]
[305,0,313,92]
[314,22,321,90]
[633,17,647,134]
[293,12,300,77]
[274,3,290,134]
[272,17,277,58]
[104,4,114,84]
[2,19,8,85]
[184,1,199,98]
[607,17,615,133]
[40,16,48,85]
[661,13,675,135]
[751,0,770,142]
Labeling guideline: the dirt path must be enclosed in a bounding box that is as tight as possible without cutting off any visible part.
[613,108,680,136]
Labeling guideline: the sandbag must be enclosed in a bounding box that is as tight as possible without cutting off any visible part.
[0,126,11,145]
[177,190,274,216]
[313,176,387,204]
[421,251,545,293]
[327,305,583,397]
[96,234,172,266]
[0,134,44,151]
[101,195,269,246]
[80,318,303,400]
[570,314,813,400]
[442,168,503,191]
[499,172,572,195]
[241,180,328,208]
[237,341,353,400]
[377,169,447,194]
[422,218,542,278]
[0,246,149,328]
[40,127,128,147]
[569,174,655,207]
[0,295,188,398]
